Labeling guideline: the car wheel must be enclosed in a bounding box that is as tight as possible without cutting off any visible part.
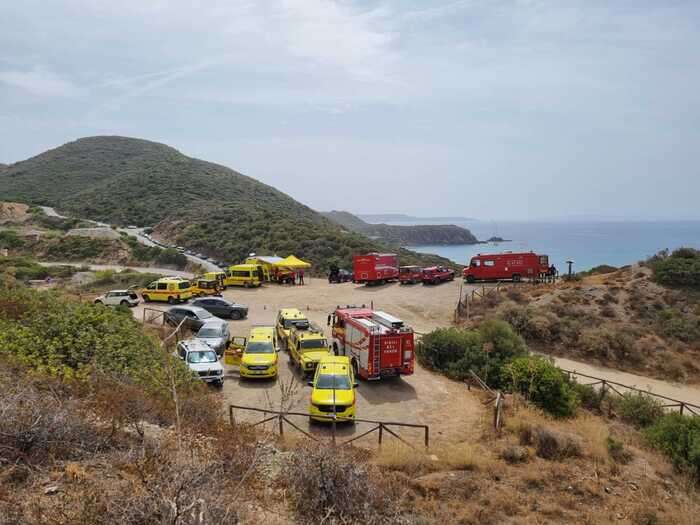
[143,295,151,302]
[94,300,103,305]
[512,274,521,283]
[120,300,129,306]
[466,275,475,283]
[167,296,176,305]
[230,310,242,320]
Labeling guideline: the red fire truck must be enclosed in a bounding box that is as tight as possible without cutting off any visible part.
[352,253,399,285]
[330,306,415,380]
[463,251,550,283]
[421,266,455,285]
[399,265,422,285]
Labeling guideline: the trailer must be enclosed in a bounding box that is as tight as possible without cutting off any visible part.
[330,306,414,380]
[352,253,399,285]
[463,251,549,283]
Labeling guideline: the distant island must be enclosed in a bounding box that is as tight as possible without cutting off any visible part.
[358,213,476,223]
[322,210,479,246]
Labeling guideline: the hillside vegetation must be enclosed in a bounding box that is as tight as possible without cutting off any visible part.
[2,282,700,524]
[323,209,479,246]
[0,136,455,270]
[460,253,700,383]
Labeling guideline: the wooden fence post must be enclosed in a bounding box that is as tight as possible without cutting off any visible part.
[378,424,383,447]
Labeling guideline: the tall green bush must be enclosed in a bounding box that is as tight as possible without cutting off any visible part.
[615,392,664,428]
[0,285,193,393]
[504,356,579,418]
[648,248,700,288]
[646,413,700,479]
[416,320,526,387]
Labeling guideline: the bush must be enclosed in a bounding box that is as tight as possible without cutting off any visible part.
[505,356,579,418]
[0,256,78,281]
[0,229,24,248]
[417,320,527,387]
[615,392,664,428]
[283,444,393,523]
[573,382,605,412]
[519,425,582,460]
[0,285,194,393]
[607,436,632,464]
[648,248,700,288]
[645,413,700,479]
[578,326,638,363]
[656,308,700,343]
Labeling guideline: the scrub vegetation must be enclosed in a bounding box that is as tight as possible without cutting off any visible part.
[0,136,454,271]
[460,262,700,383]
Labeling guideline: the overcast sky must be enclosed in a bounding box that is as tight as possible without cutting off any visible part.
[1,1,699,220]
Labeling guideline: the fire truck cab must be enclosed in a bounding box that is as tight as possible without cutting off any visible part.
[463,252,550,283]
[330,306,415,380]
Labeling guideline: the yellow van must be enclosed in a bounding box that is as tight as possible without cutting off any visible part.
[203,271,226,287]
[224,264,264,288]
[240,326,278,379]
[141,277,192,304]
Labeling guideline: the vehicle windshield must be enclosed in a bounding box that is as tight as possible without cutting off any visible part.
[284,319,307,329]
[198,310,213,319]
[178,281,191,290]
[300,339,328,350]
[187,350,218,364]
[198,327,223,338]
[246,342,275,354]
[315,374,351,390]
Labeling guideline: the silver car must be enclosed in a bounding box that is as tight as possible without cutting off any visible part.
[194,319,231,356]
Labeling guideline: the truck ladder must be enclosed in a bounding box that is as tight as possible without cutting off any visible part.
[371,332,381,379]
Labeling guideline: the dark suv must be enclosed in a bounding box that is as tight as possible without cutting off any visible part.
[328,267,353,283]
[191,297,248,320]
[164,305,214,331]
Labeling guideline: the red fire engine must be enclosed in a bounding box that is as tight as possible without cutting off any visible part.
[352,253,399,285]
[330,306,415,380]
[399,265,423,284]
[463,251,550,283]
[421,265,455,285]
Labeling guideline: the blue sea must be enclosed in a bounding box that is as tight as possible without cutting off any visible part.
[387,220,700,272]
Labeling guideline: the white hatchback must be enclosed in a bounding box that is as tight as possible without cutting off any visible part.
[94,290,140,307]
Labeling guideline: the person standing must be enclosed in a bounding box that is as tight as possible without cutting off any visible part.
[299,269,305,285]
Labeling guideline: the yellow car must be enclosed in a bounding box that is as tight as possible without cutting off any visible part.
[308,356,357,423]
[275,308,308,351]
[141,277,192,304]
[239,326,278,379]
[289,324,331,376]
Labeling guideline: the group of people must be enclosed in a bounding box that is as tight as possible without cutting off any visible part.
[273,268,305,285]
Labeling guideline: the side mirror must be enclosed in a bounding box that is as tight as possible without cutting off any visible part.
[307,381,314,387]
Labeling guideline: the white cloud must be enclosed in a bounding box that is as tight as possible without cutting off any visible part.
[0,68,83,97]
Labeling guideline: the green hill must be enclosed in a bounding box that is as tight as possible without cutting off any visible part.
[0,136,456,271]
[322,210,479,245]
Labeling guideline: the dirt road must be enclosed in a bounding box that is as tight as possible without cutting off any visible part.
[40,261,193,278]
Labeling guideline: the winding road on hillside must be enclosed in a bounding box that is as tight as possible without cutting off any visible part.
[39,206,219,272]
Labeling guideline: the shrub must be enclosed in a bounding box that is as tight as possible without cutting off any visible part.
[606,436,632,464]
[505,356,579,418]
[656,308,700,343]
[520,425,582,460]
[0,229,24,248]
[283,444,393,523]
[614,392,664,428]
[0,285,194,393]
[573,382,605,412]
[578,326,637,362]
[645,413,700,479]
[648,248,700,288]
[417,320,526,387]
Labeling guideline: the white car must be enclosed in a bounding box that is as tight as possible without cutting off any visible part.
[94,290,140,307]
[174,339,225,386]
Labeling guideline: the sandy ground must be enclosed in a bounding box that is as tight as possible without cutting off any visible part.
[134,278,488,448]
